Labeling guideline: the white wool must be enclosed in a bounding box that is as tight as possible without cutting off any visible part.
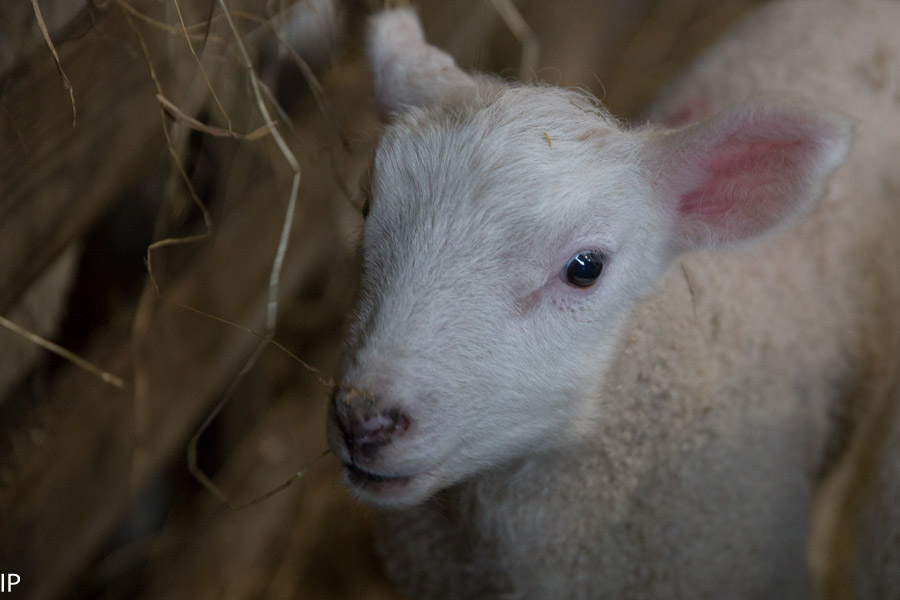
[329,1,900,598]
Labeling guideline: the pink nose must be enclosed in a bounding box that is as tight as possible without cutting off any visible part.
[332,386,411,459]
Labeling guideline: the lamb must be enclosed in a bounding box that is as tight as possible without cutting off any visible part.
[325,0,900,597]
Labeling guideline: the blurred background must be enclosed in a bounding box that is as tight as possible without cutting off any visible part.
[0,0,765,598]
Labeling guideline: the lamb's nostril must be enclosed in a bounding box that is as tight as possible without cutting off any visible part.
[358,412,399,436]
[353,408,410,446]
[331,385,410,458]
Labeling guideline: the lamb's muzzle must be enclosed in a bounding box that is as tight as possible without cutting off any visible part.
[330,385,412,458]
[328,383,433,505]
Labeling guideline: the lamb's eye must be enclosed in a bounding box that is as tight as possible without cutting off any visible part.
[565,251,604,288]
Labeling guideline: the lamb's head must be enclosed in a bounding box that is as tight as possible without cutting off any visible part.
[327,8,854,507]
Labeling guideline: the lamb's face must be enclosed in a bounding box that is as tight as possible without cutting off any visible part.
[327,89,672,507]
[327,8,852,507]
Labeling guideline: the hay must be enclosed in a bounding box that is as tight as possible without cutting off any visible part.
[30,0,76,126]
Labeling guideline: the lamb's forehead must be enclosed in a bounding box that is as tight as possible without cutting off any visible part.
[369,85,638,248]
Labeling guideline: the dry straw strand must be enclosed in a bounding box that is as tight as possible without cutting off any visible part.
[120,5,215,491]
[173,302,332,386]
[157,93,272,139]
[124,0,340,510]
[119,6,215,293]
[170,0,234,132]
[216,0,302,333]
[0,315,125,390]
[489,0,539,82]
[256,78,301,140]
[180,0,310,509]
[113,2,340,145]
[234,10,350,149]
[114,0,216,40]
[31,0,77,126]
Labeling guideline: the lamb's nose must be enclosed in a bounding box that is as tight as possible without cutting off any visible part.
[332,386,410,458]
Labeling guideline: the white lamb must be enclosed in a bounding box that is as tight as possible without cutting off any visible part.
[326,0,900,597]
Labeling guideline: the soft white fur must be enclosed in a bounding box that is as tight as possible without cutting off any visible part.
[328,1,900,598]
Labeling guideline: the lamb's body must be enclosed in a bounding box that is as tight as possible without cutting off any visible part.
[330,0,900,597]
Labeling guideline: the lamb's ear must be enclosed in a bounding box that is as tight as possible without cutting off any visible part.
[367,8,475,114]
[645,99,854,251]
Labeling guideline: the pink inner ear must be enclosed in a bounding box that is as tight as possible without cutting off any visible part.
[677,131,818,241]
[656,100,852,249]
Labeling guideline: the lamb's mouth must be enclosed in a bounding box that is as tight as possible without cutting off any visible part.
[344,463,413,486]
[342,460,447,507]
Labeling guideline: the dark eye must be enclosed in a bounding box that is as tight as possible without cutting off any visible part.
[565,251,604,288]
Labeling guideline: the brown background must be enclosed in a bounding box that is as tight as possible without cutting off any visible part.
[0,1,766,598]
